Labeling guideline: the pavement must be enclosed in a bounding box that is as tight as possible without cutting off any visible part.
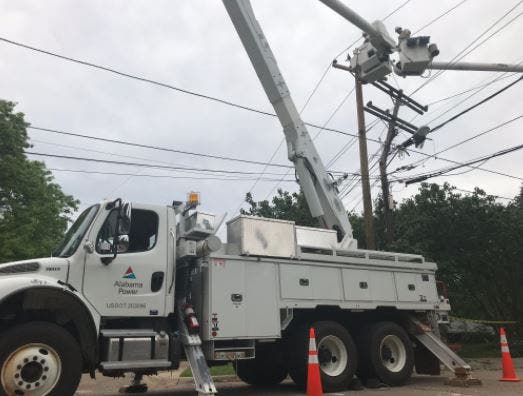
[76,359,523,396]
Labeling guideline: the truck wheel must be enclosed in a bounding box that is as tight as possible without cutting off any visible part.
[286,321,357,392]
[234,343,287,387]
[0,322,82,396]
[357,321,414,386]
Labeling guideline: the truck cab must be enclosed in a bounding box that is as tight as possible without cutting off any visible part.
[0,199,185,396]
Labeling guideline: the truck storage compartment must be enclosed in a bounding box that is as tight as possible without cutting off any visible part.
[295,226,337,249]
[342,269,396,302]
[279,264,343,300]
[227,215,296,258]
[395,272,438,302]
[197,256,280,340]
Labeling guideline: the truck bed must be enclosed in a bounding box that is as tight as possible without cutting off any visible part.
[192,246,440,342]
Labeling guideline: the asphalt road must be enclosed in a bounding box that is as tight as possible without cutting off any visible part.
[76,369,523,396]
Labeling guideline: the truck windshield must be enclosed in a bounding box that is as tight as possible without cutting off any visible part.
[53,205,99,258]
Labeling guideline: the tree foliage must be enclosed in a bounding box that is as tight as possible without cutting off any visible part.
[383,183,523,333]
[0,100,78,263]
[241,189,319,227]
[243,183,523,333]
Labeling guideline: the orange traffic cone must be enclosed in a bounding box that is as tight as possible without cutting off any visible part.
[307,327,323,396]
[499,327,520,382]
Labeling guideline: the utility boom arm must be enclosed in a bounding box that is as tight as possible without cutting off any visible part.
[223,0,356,248]
[320,0,523,81]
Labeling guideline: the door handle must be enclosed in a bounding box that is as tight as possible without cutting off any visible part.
[151,271,165,292]
[231,293,243,303]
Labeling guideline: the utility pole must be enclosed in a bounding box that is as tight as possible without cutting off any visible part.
[362,82,427,246]
[355,76,376,249]
[379,96,401,245]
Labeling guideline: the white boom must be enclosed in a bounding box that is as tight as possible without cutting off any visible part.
[319,0,523,81]
[223,0,356,248]
[429,61,523,73]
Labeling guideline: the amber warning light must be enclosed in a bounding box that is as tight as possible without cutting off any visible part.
[187,192,200,206]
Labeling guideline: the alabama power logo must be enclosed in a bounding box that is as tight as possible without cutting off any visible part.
[123,266,136,279]
[113,266,143,294]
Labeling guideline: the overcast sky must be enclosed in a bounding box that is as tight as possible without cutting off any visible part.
[1,0,522,226]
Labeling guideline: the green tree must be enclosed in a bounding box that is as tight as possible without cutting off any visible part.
[241,189,364,241]
[241,189,319,227]
[0,100,78,263]
[374,183,522,334]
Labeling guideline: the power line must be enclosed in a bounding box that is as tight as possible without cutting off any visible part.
[28,126,295,168]
[48,168,297,182]
[426,72,519,106]
[25,151,296,176]
[407,147,523,181]
[412,0,469,34]
[0,37,278,116]
[26,150,371,178]
[352,115,523,199]
[2,36,373,144]
[401,143,523,184]
[401,114,523,169]
[28,125,344,174]
[429,75,522,132]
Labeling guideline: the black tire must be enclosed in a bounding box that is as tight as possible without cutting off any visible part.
[0,321,83,396]
[234,343,287,387]
[357,321,414,386]
[286,321,358,392]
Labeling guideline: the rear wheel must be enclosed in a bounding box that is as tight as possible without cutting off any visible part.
[357,321,414,386]
[235,343,287,387]
[0,322,82,396]
[286,321,357,392]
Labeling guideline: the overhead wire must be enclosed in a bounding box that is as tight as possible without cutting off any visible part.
[25,152,300,176]
[429,76,523,133]
[399,143,523,184]
[48,168,298,182]
[426,72,519,106]
[412,0,469,35]
[398,114,523,170]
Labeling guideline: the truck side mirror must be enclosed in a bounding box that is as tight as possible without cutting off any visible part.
[118,202,132,235]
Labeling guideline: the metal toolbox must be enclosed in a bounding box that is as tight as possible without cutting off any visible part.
[226,215,296,258]
[179,211,215,240]
[295,226,337,249]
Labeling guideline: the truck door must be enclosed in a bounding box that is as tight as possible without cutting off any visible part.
[82,204,168,317]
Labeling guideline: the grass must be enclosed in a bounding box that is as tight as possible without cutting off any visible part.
[457,342,501,358]
[456,341,523,359]
[181,363,235,377]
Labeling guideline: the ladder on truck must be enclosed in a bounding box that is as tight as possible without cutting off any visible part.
[177,300,217,396]
[408,316,482,386]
